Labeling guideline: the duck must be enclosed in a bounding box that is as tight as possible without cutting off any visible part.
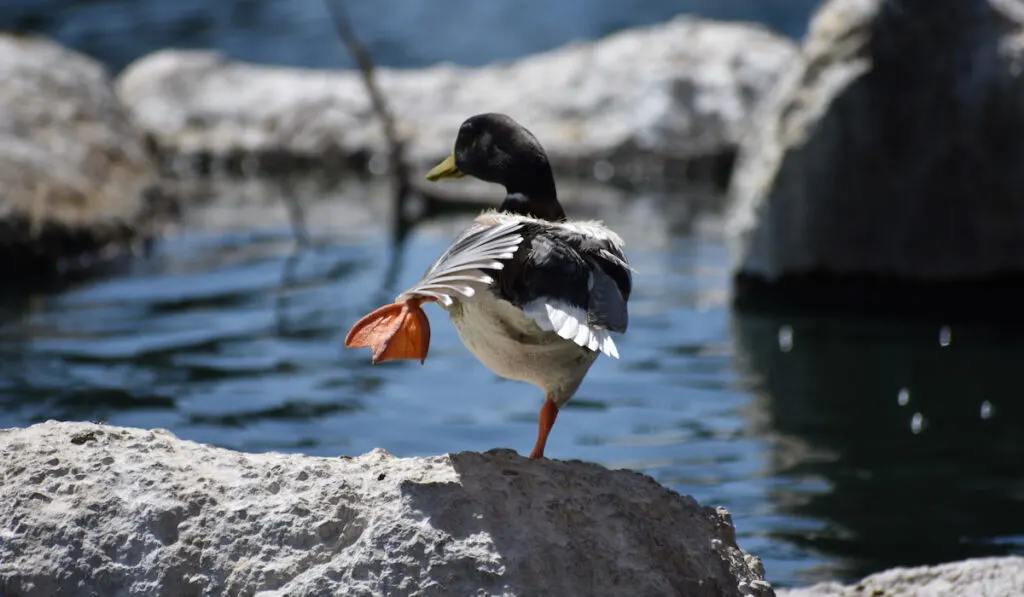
[345,113,632,459]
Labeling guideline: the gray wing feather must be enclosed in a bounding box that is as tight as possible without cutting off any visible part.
[396,221,524,307]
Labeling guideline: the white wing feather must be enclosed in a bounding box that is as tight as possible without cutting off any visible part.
[395,220,524,307]
[522,299,620,359]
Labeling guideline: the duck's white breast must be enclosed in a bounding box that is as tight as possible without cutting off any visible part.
[447,294,598,405]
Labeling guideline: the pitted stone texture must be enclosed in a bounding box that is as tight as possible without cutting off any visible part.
[0,421,772,597]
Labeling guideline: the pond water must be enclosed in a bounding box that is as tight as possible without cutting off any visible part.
[1,178,1021,588]
[4,0,822,72]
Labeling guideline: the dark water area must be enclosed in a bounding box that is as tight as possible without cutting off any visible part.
[1,179,1022,588]
[1,0,822,72]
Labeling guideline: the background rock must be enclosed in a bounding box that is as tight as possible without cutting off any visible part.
[726,0,1024,313]
[115,16,796,185]
[0,33,171,282]
[778,556,1024,597]
[0,420,773,597]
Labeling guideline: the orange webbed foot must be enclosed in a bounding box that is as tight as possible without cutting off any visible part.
[345,298,433,364]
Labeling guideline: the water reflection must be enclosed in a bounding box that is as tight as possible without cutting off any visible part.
[732,309,1024,581]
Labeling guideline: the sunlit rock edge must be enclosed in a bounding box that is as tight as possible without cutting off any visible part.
[0,420,773,597]
[778,556,1024,597]
[114,15,797,185]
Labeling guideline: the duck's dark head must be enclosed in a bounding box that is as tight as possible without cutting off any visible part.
[425,113,566,222]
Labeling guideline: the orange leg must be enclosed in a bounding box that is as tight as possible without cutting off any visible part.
[345,297,434,364]
[529,395,559,459]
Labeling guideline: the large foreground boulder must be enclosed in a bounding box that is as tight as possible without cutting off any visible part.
[115,16,796,184]
[726,0,1024,315]
[778,556,1024,597]
[0,33,170,282]
[0,421,773,597]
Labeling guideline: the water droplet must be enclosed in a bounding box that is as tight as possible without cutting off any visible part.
[910,412,925,434]
[938,325,952,347]
[897,388,910,406]
[778,325,794,352]
[593,160,615,182]
[980,401,994,420]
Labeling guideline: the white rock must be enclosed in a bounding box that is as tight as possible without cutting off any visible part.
[0,421,773,597]
[0,33,167,279]
[778,556,1024,597]
[115,16,796,181]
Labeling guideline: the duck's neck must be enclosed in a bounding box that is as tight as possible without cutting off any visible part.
[499,169,566,222]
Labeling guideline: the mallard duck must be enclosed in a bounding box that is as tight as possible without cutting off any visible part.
[346,113,632,459]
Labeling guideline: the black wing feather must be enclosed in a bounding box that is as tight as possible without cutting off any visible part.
[496,222,631,333]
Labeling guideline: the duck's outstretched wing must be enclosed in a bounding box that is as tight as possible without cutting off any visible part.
[500,221,632,359]
[395,220,525,307]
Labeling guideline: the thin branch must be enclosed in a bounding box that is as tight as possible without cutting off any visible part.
[324,0,507,225]
[320,0,506,301]
[324,0,411,200]
[278,2,484,331]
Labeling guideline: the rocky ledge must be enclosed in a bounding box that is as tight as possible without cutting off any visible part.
[0,33,173,282]
[0,421,772,597]
[115,16,796,184]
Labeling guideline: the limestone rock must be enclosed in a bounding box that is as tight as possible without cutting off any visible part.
[115,16,796,183]
[778,556,1024,597]
[0,33,170,281]
[726,0,1024,307]
[0,421,773,597]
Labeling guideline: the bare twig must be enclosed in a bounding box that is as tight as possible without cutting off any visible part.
[325,0,505,227]
[323,0,421,303]
[324,0,411,202]
[318,0,499,303]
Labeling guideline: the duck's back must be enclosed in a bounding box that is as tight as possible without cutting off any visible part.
[398,211,631,358]
[498,217,632,352]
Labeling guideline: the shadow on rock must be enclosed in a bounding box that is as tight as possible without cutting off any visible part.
[402,448,773,597]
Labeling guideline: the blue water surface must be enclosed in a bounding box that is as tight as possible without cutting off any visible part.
[2,0,822,71]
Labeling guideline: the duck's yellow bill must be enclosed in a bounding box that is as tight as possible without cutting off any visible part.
[425,153,466,181]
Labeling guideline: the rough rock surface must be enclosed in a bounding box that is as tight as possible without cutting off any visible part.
[116,16,796,183]
[778,556,1024,597]
[726,0,1024,311]
[0,33,170,281]
[0,421,773,597]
